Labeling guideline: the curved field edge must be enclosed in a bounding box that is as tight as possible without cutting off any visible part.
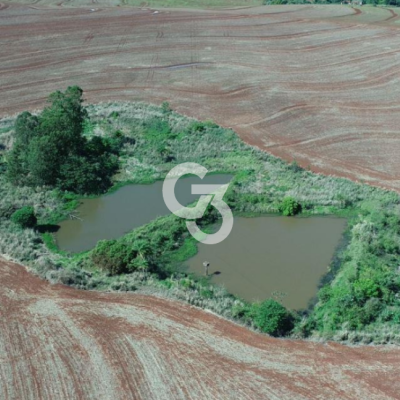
[1,101,400,344]
[3,0,264,8]
[3,4,400,195]
[3,258,400,400]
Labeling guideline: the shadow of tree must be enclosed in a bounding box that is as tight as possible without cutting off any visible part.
[36,224,60,234]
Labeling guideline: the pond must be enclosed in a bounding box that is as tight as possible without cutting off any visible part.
[185,216,346,310]
[56,175,345,310]
[55,174,233,253]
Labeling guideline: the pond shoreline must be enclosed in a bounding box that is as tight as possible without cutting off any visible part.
[2,101,400,344]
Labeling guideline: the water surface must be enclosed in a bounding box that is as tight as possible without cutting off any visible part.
[56,175,345,310]
[186,216,346,309]
[56,174,232,253]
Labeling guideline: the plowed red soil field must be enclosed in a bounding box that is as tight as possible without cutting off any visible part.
[1,258,400,400]
[2,3,400,190]
[2,4,400,398]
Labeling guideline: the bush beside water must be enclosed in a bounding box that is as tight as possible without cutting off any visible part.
[11,206,37,229]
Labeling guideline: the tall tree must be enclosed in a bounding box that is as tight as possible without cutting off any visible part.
[14,111,39,146]
[7,86,119,195]
[27,136,60,186]
[7,112,39,185]
[39,85,87,159]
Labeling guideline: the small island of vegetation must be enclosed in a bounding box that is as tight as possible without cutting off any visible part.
[1,87,400,343]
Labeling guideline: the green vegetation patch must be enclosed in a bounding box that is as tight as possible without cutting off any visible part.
[1,95,400,344]
[11,206,37,229]
[7,87,119,195]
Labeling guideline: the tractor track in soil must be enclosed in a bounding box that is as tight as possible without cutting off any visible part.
[2,5,400,398]
[2,4,400,191]
[1,258,400,400]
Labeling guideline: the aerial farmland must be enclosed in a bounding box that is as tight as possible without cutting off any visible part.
[2,1,400,399]
[2,3,400,190]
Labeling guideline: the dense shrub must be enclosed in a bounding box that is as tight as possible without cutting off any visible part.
[279,197,301,216]
[58,151,117,194]
[90,215,189,276]
[251,299,294,336]
[91,240,138,275]
[353,278,381,303]
[363,298,384,324]
[11,206,37,229]
[381,307,400,324]
[189,120,217,134]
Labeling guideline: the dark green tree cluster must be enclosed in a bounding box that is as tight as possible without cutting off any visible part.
[251,299,294,336]
[90,214,203,276]
[7,86,119,195]
[233,299,294,336]
[91,239,153,275]
[11,206,37,229]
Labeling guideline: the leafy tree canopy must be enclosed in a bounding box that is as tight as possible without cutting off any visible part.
[279,197,301,216]
[7,86,119,194]
[251,299,294,336]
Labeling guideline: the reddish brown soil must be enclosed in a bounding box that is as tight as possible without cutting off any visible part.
[1,257,400,400]
[1,3,400,191]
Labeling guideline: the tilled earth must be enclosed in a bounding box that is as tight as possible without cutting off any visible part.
[2,3,400,190]
[1,258,400,400]
[2,4,400,399]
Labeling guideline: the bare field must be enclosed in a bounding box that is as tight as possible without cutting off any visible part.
[3,5,400,399]
[1,258,400,400]
[3,0,265,8]
[1,3,400,190]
